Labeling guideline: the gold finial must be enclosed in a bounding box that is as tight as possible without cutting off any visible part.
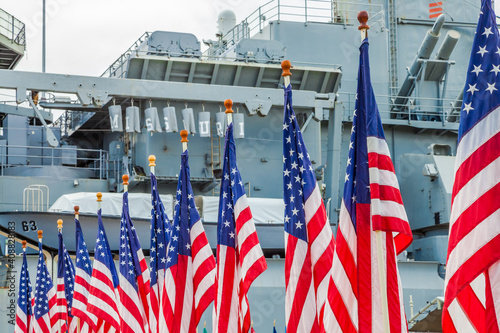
[74,206,79,215]
[357,11,369,30]
[281,60,292,77]
[122,174,129,185]
[274,319,276,327]
[204,321,206,328]
[37,230,43,239]
[22,240,27,249]
[251,320,254,328]
[149,155,156,167]
[180,130,189,143]
[224,99,234,114]
[57,219,63,229]
[97,192,103,202]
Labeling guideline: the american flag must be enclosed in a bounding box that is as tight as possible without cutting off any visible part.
[282,83,336,332]
[55,229,76,333]
[118,192,151,332]
[149,172,172,332]
[86,209,121,332]
[164,149,216,332]
[70,217,95,333]
[213,123,267,333]
[331,37,412,333]
[443,1,500,331]
[15,246,34,333]
[33,236,57,333]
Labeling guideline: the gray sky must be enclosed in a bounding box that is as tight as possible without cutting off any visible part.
[0,0,268,76]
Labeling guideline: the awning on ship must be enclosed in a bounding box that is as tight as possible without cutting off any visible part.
[49,192,173,219]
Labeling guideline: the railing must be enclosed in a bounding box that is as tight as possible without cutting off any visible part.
[101,31,151,78]
[338,91,462,125]
[0,144,108,179]
[205,0,385,56]
[0,8,26,46]
[23,185,49,212]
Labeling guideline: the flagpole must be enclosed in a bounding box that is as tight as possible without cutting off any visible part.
[123,175,129,193]
[74,206,81,333]
[181,130,189,152]
[57,219,63,333]
[97,192,102,210]
[149,155,156,175]
[224,99,233,125]
[358,10,390,333]
[282,60,291,88]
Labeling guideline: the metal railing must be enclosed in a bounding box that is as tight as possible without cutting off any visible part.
[338,91,462,125]
[23,185,49,212]
[101,31,151,78]
[0,144,108,179]
[0,8,25,45]
[205,0,385,56]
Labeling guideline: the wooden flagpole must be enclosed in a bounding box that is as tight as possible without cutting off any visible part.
[358,10,390,333]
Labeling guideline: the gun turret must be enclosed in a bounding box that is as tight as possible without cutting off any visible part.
[392,14,445,112]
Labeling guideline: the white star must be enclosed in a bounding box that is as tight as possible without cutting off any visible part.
[224,174,229,180]
[290,195,295,202]
[295,221,303,229]
[467,83,479,95]
[298,152,304,160]
[229,232,235,238]
[222,192,228,198]
[186,243,191,250]
[486,82,498,94]
[347,157,352,166]
[284,215,290,223]
[483,27,493,38]
[289,148,295,156]
[349,141,354,150]
[352,195,356,203]
[287,182,293,190]
[283,169,291,177]
[471,64,483,76]
[292,208,299,216]
[177,189,182,195]
[478,45,489,57]
[283,155,286,163]
[283,123,289,130]
[491,64,500,76]
[291,162,298,169]
[231,168,237,174]
[286,136,291,143]
[463,102,474,114]
[188,194,193,199]
[496,47,500,57]
[299,166,305,173]
[345,173,349,182]
[295,175,301,183]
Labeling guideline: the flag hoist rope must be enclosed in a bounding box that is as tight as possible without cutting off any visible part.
[358,10,390,333]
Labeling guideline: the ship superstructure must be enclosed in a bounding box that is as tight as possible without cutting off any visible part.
[0,1,480,330]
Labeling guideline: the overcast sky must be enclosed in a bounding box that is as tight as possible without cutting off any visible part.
[0,0,496,77]
[0,0,268,76]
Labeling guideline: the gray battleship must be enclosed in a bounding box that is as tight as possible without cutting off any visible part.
[0,0,478,331]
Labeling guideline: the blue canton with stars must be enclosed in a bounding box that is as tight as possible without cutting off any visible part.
[58,230,76,316]
[217,123,246,248]
[283,84,319,241]
[17,248,34,319]
[459,0,500,141]
[75,217,93,284]
[167,150,199,268]
[120,192,147,290]
[95,209,119,288]
[343,38,380,229]
[150,173,172,285]
[34,238,55,320]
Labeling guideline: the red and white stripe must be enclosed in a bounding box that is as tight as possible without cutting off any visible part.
[332,136,411,333]
[213,194,267,333]
[33,287,57,333]
[285,183,336,332]
[55,277,69,332]
[149,270,168,333]
[164,218,216,333]
[443,105,500,332]
[86,260,120,332]
[118,249,151,333]
[70,266,95,333]
[15,295,34,333]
